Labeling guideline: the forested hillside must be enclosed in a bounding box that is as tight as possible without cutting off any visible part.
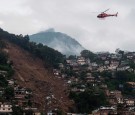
[0,28,64,68]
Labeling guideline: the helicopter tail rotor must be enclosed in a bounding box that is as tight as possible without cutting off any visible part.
[116,12,118,17]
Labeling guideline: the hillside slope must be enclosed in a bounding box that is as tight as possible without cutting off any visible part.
[5,40,73,112]
[30,29,85,56]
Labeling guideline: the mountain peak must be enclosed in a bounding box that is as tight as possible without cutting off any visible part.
[39,28,55,33]
[30,29,85,56]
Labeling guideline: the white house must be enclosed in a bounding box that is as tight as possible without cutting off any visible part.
[0,102,12,114]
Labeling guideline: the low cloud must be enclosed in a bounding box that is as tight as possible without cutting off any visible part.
[0,0,135,53]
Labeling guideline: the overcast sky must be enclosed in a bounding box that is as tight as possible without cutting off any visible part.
[0,0,135,53]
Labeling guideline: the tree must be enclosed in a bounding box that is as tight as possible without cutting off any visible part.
[24,109,34,115]
[81,50,96,62]
[0,75,8,87]
[0,40,6,49]
[68,55,76,60]
[69,91,107,113]
[129,61,135,70]
[4,86,14,100]
[100,71,112,78]
[12,106,23,115]
[0,51,8,65]
[115,71,135,83]
[27,100,32,107]
[118,50,124,59]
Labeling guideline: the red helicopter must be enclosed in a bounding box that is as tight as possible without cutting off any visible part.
[97,9,118,18]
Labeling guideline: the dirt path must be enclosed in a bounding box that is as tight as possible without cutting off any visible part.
[6,41,73,112]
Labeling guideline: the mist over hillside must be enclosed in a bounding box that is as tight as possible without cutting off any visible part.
[30,29,85,56]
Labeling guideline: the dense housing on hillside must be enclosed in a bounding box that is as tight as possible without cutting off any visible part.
[1,28,135,114]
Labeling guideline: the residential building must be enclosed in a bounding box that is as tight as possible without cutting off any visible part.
[0,102,12,115]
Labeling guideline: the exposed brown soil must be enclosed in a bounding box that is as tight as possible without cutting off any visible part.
[5,40,74,113]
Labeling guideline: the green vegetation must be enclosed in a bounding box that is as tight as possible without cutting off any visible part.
[115,71,135,83]
[0,39,6,49]
[0,65,14,78]
[68,55,77,60]
[12,106,24,115]
[4,86,14,100]
[0,38,14,78]
[99,70,135,91]
[81,50,97,62]
[0,75,8,87]
[0,51,8,65]
[24,109,34,115]
[129,61,135,70]
[0,38,15,103]
[69,91,107,113]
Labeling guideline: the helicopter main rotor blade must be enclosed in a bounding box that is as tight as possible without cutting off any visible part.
[102,9,109,13]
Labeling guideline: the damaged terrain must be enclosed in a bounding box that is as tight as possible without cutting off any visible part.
[5,40,73,113]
